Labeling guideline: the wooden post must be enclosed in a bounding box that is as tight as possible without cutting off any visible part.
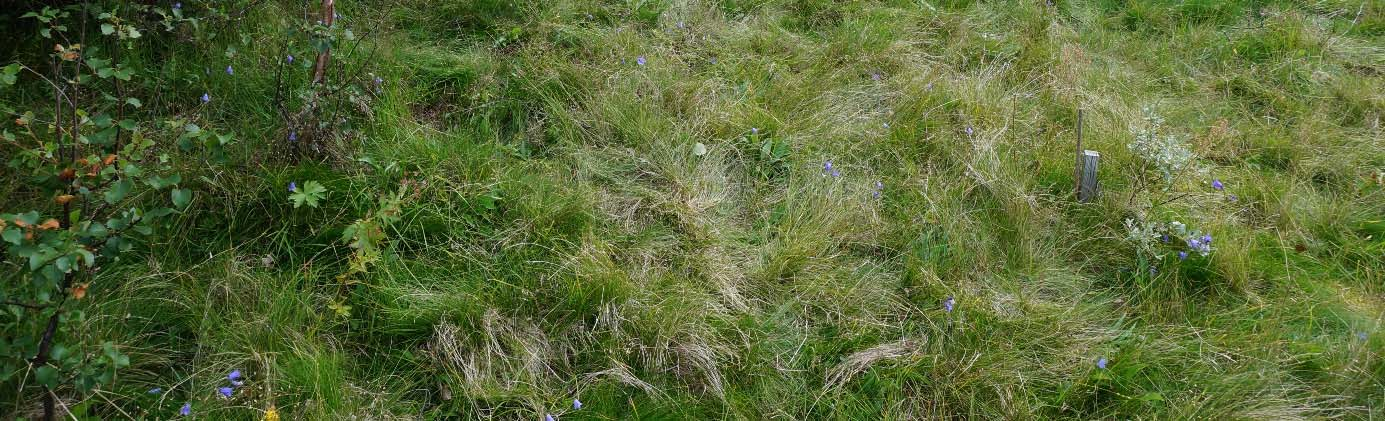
[1074,108,1084,197]
[1078,150,1100,202]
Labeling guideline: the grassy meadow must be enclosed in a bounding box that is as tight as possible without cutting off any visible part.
[2,0,1384,419]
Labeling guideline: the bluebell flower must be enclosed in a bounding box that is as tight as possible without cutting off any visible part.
[1096,357,1107,369]
[573,398,582,410]
[871,72,882,81]
[1161,234,1169,243]
[201,93,210,103]
[286,54,294,64]
[874,180,884,198]
[1212,179,1224,191]
[1358,332,1369,341]
[226,65,234,75]
[148,387,162,394]
[173,2,182,9]
[1188,238,1201,248]
[1178,251,1188,261]
[751,127,758,135]
[964,126,974,136]
[546,414,555,421]
[180,402,191,416]
[943,296,955,312]
[636,56,646,66]
[289,182,298,193]
[288,132,298,142]
[228,369,243,387]
[218,386,233,398]
[1201,234,1212,244]
[1227,194,1238,202]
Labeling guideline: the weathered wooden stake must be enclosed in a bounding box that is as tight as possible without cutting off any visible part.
[1078,150,1100,202]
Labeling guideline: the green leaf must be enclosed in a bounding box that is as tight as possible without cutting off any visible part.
[35,366,58,388]
[81,221,108,238]
[171,188,192,209]
[104,178,132,204]
[290,180,328,208]
[147,173,181,189]
[100,23,115,35]
[76,249,94,267]
[50,344,69,362]
[145,207,176,219]
[15,211,40,226]
[90,114,113,128]
[0,63,19,86]
[2,228,22,245]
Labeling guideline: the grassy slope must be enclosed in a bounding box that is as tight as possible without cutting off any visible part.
[20,0,1385,419]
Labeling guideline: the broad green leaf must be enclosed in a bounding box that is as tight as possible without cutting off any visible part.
[1,228,21,245]
[0,63,19,86]
[15,211,40,226]
[35,366,58,388]
[100,23,115,35]
[104,178,132,204]
[76,249,94,267]
[147,174,181,189]
[90,113,113,128]
[171,188,192,209]
[125,97,141,108]
[81,221,107,238]
[145,207,176,219]
[50,344,69,361]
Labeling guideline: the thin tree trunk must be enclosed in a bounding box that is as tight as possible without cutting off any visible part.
[311,0,335,85]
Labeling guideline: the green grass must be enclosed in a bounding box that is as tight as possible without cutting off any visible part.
[3,0,1385,419]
